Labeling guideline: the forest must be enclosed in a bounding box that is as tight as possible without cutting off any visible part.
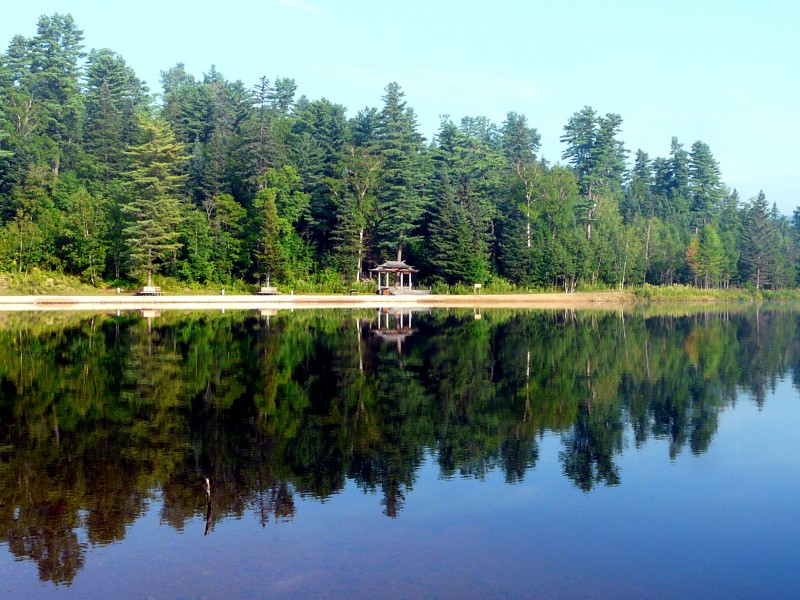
[1,14,798,291]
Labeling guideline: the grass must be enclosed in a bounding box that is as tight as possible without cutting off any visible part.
[0,270,381,296]
[0,270,105,295]
[5,269,800,303]
[632,283,800,303]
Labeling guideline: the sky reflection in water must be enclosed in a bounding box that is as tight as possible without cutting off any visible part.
[0,307,799,599]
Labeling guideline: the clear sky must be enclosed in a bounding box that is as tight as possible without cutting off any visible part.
[3,0,798,213]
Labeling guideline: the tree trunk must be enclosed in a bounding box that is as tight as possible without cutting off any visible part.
[526,191,532,248]
[356,228,364,282]
[644,220,652,281]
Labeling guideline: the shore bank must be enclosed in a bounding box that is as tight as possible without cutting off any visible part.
[0,291,636,312]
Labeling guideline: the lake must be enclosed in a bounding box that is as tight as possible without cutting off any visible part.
[1,306,799,599]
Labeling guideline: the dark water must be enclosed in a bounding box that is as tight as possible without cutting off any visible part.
[0,307,798,599]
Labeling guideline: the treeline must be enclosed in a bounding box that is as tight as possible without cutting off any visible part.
[1,14,798,290]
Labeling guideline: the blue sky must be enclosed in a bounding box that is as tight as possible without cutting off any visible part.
[3,0,798,213]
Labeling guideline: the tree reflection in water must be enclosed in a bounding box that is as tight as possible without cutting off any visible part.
[0,306,796,584]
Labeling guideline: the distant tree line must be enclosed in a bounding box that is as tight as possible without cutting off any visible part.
[1,14,797,290]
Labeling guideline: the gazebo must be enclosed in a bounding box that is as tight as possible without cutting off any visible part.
[370,260,419,294]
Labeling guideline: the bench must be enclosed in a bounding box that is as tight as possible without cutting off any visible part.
[137,286,163,296]
[256,286,279,295]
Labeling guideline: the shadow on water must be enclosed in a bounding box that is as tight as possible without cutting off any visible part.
[0,305,797,584]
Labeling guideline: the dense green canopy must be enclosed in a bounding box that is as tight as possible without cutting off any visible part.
[0,14,797,289]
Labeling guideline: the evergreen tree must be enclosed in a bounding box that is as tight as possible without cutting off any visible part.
[502,111,541,249]
[561,106,627,239]
[289,98,348,256]
[350,107,378,148]
[771,204,796,288]
[688,141,722,228]
[432,119,501,281]
[159,65,212,147]
[251,166,311,283]
[373,82,427,260]
[650,156,673,217]
[461,115,502,150]
[740,191,777,290]
[253,184,283,284]
[717,189,742,286]
[666,137,690,215]
[120,116,187,284]
[27,14,86,174]
[83,48,149,184]
[269,77,297,114]
[240,75,286,186]
[622,149,653,220]
[426,168,485,284]
[698,224,726,289]
[202,68,252,202]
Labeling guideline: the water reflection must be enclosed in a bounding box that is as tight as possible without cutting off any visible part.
[0,307,797,585]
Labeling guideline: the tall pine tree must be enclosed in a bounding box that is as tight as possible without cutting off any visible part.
[120,116,187,284]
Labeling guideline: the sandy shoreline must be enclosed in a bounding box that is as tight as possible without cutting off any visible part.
[0,291,636,312]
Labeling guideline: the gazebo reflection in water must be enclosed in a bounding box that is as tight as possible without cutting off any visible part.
[370,307,429,355]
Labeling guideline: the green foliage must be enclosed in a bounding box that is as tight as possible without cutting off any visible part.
[0,268,100,294]
[561,106,628,240]
[82,48,149,184]
[0,13,796,291]
[119,115,187,283]
[252,165,312,283]
[633,283,756,302]
[372,82,428,259]
[698,224,726,289]
[740,191,779,290]
[328,145,381,281]
[689,141,723,228]
[1,307,796,580]
[54,174,108,284]
[426,164,488,284]
[285,267,356,293]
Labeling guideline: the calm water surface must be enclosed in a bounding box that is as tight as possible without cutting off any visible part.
[0,307,799,599]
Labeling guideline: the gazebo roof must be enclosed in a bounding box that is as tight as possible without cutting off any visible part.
[370,260,419,273]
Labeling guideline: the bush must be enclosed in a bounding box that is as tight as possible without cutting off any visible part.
[633,284,762,303]
[0,269,101,295]
[282,268,379,294]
